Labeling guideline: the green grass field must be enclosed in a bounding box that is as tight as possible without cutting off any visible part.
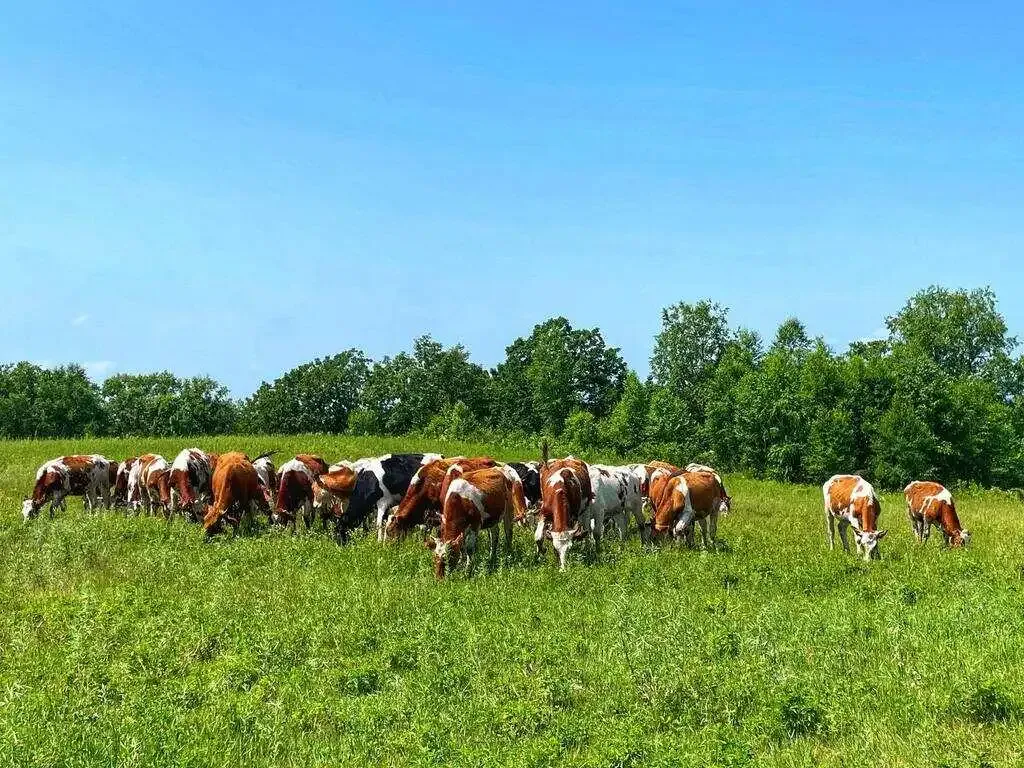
[2,436,1023,767]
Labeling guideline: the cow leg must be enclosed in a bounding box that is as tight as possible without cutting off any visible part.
[837,519,851,553]
[592,515,603,560]
[697,516,712,549]
[826,511,836,550]
[921,518,931,544]
[503,507,513,561]
[302,499,314,532]
[610,512,628,541]
[534,519,546,558]
[375,500,390,543]
[488,526,499,569]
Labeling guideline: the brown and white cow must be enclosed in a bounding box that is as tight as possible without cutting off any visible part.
[905,480,970,547]
[385,456,498,541]
[23,455,113,521]
[824,474,887,561]
[425,466,524,578]
[648,469,730,548]
[293,454,329,476]
[273,457,319,530]
[140,455,173,515]
[536,456,593,570]
[168,448,216,521]
[252,452,277,506]
[203,452,270,537]
[113,457,138,506]
[312,464,359,530]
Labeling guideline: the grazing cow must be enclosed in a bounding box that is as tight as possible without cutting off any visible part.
[507,461,542,509]
[824,474,887,561]
[536,455,593,570]
[126,454,161,511]
[168,448,216,521]
[588,464,647,541]
[312,465,359,528]
[905,480,970,547]
[141,455,172,515]
[22,455,113,521]
[649,470,730,548]
[386,456,498,541]
[113,458,138,506]
[293,454,329,476]
[203,452,270,537]
[332,453,442,542]
[252,452,277,506]
[425,466,524,578]
[273,458,319,530]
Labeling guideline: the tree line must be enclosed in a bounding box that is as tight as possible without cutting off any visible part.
[3,286,1023,489]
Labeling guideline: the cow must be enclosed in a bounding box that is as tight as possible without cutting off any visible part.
[536,454,593,570]
[126,454,161,511]
[140,455,172,515]
[824,474,887,561]
[385,456,498,541]
[507,461,542,509]
[168,448,216,521]
[588,464,647,542]
[273,457,320,530]
[330,453,442,543]
[905,480,970,547]
[113,457,138,506]
[252,452,277,506]
[293,454,329,476]
[22,455,113,521]
[203,452,270,538]
[312,464,359,529]
[648,469,730,549]
[425,465,524,578]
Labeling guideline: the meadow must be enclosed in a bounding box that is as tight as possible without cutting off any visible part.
[2,436,1024,767]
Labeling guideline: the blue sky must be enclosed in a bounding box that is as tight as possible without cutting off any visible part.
[3,1,1022,396]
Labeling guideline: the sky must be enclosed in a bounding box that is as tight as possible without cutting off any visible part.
[2,1,1022,396]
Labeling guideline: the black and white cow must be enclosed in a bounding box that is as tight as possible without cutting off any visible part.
[333,453,443,542]
[507,461,542,509]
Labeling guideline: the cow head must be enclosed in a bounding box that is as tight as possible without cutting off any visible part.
[950,529,971,547]
[22,498,38,522]
[719,494,733,515]
[425,533,465,579]
[855,529,888,560]
[203,506,228,538]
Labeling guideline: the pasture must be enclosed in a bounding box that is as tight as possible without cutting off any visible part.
[2,436,1024,767]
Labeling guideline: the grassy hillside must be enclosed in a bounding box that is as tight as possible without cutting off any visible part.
[2,436,1023,767]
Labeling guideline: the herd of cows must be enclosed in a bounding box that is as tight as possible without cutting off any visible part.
[20,447,970,576]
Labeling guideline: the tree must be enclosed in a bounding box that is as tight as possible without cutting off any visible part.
[650,300,730,399]
[103,372,237,437]
[887,286,1016,378]
[239,350,370,434]
[600,372,650,455]
[870,398,940,488]
[490,318,626,434]
[359,337,490,435]
[0,362,105,438]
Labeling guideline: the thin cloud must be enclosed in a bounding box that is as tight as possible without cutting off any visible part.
[83,361,115,380]
[855,326,889,344]
[71,314,90,326]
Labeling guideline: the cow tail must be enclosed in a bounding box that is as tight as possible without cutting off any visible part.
[510,478,528,523]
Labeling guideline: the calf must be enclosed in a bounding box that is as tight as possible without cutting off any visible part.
[22,454,113,521]
[588,464,647,542]
[386,456,498,541]
[905,480,970,547]
[824,474,887,561]
[536,456,593,570]
[425,466,523,578]
[649,470,730,548]
[337,453,442,542]
[203,452,270,537]
[168,448,216,521]
[252,452,277,506]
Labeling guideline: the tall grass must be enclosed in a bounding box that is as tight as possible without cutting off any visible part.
[2,436,1023,767]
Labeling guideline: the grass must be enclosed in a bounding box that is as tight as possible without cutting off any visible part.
[2,435,1024,767]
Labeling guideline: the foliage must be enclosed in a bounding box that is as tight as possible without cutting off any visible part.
[3,286,1024,489]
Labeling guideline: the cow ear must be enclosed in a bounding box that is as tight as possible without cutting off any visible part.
[876,529,888,540]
